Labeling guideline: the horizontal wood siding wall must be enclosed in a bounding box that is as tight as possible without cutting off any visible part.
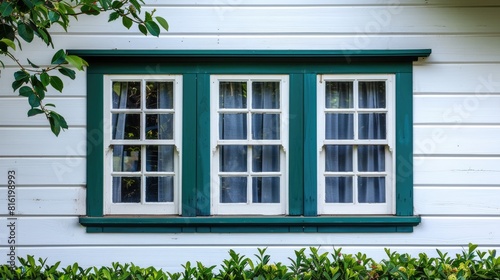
[1,0,500,270]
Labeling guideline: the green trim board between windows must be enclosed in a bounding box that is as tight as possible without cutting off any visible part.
[81,49,430,233]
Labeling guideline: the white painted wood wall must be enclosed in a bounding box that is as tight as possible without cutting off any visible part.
[1,0,500,271]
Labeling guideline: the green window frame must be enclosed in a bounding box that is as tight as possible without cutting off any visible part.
[76,49,431,233]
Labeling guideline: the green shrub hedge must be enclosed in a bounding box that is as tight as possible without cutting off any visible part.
[1,244,499,279]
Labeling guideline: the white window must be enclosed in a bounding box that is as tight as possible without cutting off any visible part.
[210,75,289,215]
[103,75,182,215]
[317,75,394,215]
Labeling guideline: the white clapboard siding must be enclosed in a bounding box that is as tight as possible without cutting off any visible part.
[0,245,485,272]
[0,128,86,156]
[414,64,500,94]
[56,6,500,35]
[1,216,499,246]
[0,97,86,126]
[0,158,86,185]
[414,95,500,124]
[0,186,85,215]
[414,126,500,156]
[414,186,500,216]
[414,157,500,186]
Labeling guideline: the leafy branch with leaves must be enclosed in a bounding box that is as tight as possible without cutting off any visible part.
[0,0,168,135]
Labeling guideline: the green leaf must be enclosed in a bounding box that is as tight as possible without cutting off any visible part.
[108,11,120,22]
[129,0,141,12]
[12,80,25,91]
[19,86,34,97]
[111,0,123,9]
[122,16,133,29]
[145,21,160,37]
[45,103,56,107]
[138,24,147,35]
[155,16,169,31]
[40,72,50,86]
[48,10,61,23]
[58,67,76,79]
[18,22,34,42]
[65,55,88,71]
[50,76,64,92]
[28,93,40,107]
[0,38,15,50]
[81,4,100,15]
[27,58,40,68]
[0,2,14,17]
[48,111,68,136]
[28,108,45,117]
[51,49,66,65]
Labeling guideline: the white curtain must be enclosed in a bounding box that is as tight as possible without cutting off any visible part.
[325,81,386,203]
[219,82,280,203]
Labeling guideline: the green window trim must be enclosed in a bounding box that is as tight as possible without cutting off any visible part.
[75,49,431,233]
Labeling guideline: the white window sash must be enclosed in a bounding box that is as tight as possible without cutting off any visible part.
[103,75,183,215]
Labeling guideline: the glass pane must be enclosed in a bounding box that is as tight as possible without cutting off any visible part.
[146,114,173,139]
[252,114,280,139]
[112,113,140,139]
[358,113,386,139]
[146,176,174,202]
[146,145,174,172]
[358,145,385,172]
[112,81,141,109]
[325,81,353,109]
[219,114,247,140]
[146,81,174,109]
[325,113,354,139]
[325,145,353,172]
[358,177,386,203]
[252,81,280,109]
[220,177,247,203]
[112,177,140,203]
[113,145,141,172]
[252,177,280,203]
[220,145,247,172]
[325,177,353,203]
[359,81,386,108]
[219,82,247,109]
[252,145,280,172]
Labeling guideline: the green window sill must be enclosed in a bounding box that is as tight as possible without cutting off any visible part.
[79,216,421,233]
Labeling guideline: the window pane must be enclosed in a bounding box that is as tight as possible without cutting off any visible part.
[325,81,353,109]
[358,113,386,139]
[358,177,386,203]
[146,176,174,202]
[252,114,280,140]
[220,145,247,172]
[325,145,353,172]
[359,81,386,108]
[146,81,174,109]
[358,145,385,172]
[219,82,247,109]
[252,145,280,172]
[325,113,354,139]
[146,114,173,139]
[112,81,141,109]
[113,145,141,172]
[219,114,247,140]
[220,177,247,203]
[146,145,174,172]
[252,82,280,109]
[112,177,141,203]
[252,177,280,203]
[112,113,140,139]
[325,177,353,203]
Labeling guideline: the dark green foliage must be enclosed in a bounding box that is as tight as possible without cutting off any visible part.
[0,0,168,136]
[1,244,500,279]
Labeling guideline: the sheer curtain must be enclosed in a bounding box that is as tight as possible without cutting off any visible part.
[111,82,128,203]
[219,81,280,203]
[325,81,386,204]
